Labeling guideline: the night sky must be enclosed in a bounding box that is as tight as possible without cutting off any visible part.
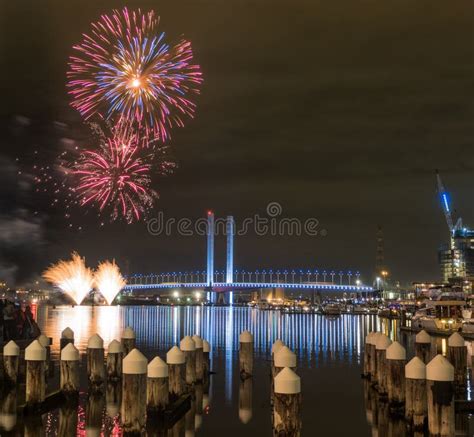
[1,0,473,286]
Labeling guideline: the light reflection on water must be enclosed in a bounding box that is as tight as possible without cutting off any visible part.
[11,306,399,435]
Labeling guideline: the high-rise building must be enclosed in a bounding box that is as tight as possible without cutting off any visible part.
[439,228,474,283]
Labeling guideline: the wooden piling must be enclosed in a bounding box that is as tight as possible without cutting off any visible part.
[107,339,123,381]
[203,340,210,382]
[25,340,46,406]
[271,340,285,376]
[3,340,19,386]
[273,367,302,436]
[60,327,74,350]
[60,343,80,394]
[121,326,136,357]
[192,335,204,382]
[87,334,105,387]
[426,354,455,437]
[58,401,78,437]
[167,346,186,401]
[185,395,196,436]
[375,334,392,395]
[37,334,52,379]
[447,332,467,391]
[86,390,105,436]
[274,346,296,378]
[405,357,427,430]
[147,356,169,413]
[239,377,253,424]
[363,332,376,378]
[106,381,122,419]
[122,348,148,434]
[369,332,382,381]
[239,331,254,379]
[180,336,196,387]
[385,341,406,407]
[415,330,432,364]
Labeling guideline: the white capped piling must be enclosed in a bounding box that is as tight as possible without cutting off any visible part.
[38,334,52,379]
[107,340,123,380]
[167,346,186,401]
[192,335,204,382]
[147,356,169,412]
[3,340,19,386]
[274,346,297,377]
[60,343,80,394]
[121,326,136,357]
[239,331,254,379]
[122,348,147,434]
[273,367,302,435]
[203,340,210,380]
[87,334,105,386]
[375,334,392,395]
[415,330,432,364]
[447,332,467,390]
[271,340,285,375]
[368,332,381,380]
[364,332,376,378]
[239,377,253,424]
[385,341,406,406]
[405,357,427,430]
[180,336,196,387]
[60,327,74,350]
[426,354,455,437]
[0,389,17,432]
[25,340,46,405]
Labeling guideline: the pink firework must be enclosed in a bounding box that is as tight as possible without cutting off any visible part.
[67,7,203,143]
[71,127,160,223]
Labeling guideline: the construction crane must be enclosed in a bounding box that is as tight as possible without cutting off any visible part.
[435,169,462,237]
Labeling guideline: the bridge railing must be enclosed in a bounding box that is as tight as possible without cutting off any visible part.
[125,269,363,287]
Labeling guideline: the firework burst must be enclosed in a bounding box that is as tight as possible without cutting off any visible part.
[43,252,94,305]
[68,7,203,142]
[69,126,161,224]
[94,260,126,305]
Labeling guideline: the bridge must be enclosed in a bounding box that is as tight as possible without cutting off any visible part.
[124,212,373,301]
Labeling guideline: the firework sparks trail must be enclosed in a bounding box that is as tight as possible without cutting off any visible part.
[67,7,203,142]
[70,126,160,224]
[43,252,94,305]
[94,260,126,305]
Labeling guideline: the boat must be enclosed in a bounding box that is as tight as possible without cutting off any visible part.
[322,303,343,316]
[411,300,465,334]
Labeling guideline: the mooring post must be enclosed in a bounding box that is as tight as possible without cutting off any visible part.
[192,335,204,382]
[180,336,196,388]
[239,377,253,424]
[271,339,285,376]
[147,356,169,413]
[60,327,74,350]
[122,348,148,434]
[274,346,297,378]
[107,339,123,381]
[121,326,136,357]
[426,354,455,437]
[167,345,186,401]
[25,340,46,406]
[60,343,80,394]
[273,367,302,436]
[447,332,467,391]
[203,339,210,382]
[364,332,375,378]
[370,332,382,382]
[375,334,392,395]
[106,381,122,419]
[239,331,254,379]
[415,330,432,364]
[87,334,105,387]
[385,341,406,407]
[58,401,78,437]
[3,340,19,386]
[405,356,427,430]
[37,334,52,380]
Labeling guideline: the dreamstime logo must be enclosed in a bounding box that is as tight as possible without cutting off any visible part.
[147,202,327,238]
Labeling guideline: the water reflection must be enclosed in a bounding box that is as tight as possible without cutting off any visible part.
[7,305,401,436]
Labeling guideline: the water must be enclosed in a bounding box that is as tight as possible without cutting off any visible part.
[2,305,463,436]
